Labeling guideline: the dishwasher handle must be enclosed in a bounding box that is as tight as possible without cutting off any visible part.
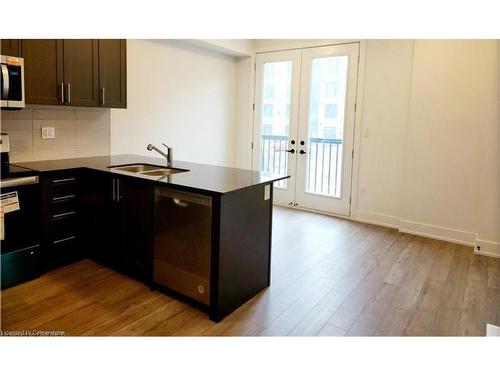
[155,188,212,207]
[173,198,190,207]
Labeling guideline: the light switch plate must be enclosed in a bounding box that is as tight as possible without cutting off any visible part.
[41,127,55,139]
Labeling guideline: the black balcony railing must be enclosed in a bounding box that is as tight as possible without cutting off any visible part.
[260,134,343,196]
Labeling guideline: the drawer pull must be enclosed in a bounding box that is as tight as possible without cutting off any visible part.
[52,194,76,201]
[52,177,76,184]
[52,236,77,245]
[52,211,76,219]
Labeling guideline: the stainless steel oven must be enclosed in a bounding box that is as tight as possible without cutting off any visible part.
[1,55,25,109]
[0,175,41,289]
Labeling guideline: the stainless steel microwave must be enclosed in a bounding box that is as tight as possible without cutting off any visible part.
[1,55,25,109]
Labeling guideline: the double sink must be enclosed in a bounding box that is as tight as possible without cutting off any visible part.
[109,164,188,177]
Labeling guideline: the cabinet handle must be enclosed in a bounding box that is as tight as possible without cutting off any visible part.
[52,177,76,184]
[52,211,76,219]
[60,82,65,104]
[66,83,71,104]
[116,179,120,202]
[52,235,77,245]
[112,178,116,201]
[101,87,105,106]
[52,194,76,201]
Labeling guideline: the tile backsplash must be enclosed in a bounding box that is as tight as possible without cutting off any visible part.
[1,105,111,162]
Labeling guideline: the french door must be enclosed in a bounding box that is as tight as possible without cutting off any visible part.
[253,43,359,216]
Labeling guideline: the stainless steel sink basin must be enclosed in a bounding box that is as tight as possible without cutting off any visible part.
[108,163,188,176]
[140,168,187,177]
[110,164,164,173]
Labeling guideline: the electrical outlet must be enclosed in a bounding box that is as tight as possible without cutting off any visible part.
[41,127,55,139]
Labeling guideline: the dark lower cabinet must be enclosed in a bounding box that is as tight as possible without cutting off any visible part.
[84,172,152,281]
[41,170,84,270]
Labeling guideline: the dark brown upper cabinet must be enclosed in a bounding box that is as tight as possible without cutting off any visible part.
[21,39,126,108]
[1,39,22,57]
[62,40,99,107]
[98,40,127,108]
[22,40,64,105]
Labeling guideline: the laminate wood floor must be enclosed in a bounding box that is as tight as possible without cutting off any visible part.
[2,206,499,336]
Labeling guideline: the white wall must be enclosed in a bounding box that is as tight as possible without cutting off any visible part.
[111,40,238,167]
[192,40,254,57]
[399,40,497,245]
[356,40,414,226]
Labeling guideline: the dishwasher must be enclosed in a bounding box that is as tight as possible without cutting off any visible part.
[153,187,212,305]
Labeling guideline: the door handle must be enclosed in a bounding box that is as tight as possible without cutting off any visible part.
[285,149,295,153]
[299,150,307,155]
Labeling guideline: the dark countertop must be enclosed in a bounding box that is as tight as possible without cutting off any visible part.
[13,154,289,195]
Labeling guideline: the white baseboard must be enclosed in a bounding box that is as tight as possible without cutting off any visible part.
[475,239,500,258]
[399,219,476,246]
[355,210,400,229]
[356,210,477,246]
[276,204,498,257]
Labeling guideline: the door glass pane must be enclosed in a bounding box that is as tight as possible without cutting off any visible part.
[259,61,293,189]
[305,55,348,198]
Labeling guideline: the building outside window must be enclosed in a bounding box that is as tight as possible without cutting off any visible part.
[323,127,336,139]
[264,85,274,99]
[325,81,339,98]
[324,103,338,119]
[262,124,272,135]
[263,104,274,117]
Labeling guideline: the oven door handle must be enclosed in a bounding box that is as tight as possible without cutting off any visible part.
[1,64,9,99]
[0,176,39,189]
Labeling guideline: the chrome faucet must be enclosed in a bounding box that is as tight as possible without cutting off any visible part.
[147,143,173,167]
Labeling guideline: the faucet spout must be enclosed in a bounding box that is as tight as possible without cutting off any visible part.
[147,143,172,166]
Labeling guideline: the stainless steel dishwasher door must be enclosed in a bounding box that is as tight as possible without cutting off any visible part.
[153,188,212,305]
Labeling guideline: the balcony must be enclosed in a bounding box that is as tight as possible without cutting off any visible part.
[260,134,343,197]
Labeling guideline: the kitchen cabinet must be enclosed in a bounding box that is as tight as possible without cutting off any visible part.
[98,40,127,108]
[21,39,126,108]
[1,39,22,57]
[40,170,84,270]
[22,40,63,105]
[62,40,99,107]
[87,173,152,280]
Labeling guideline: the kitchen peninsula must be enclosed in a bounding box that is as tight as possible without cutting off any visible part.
[13,154,289,322]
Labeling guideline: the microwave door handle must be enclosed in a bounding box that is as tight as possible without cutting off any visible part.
[1,64,9,99]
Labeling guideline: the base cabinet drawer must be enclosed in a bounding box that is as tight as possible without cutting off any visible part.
[44,235,81,270]
[1,245,41,290]
[41,172,82,270]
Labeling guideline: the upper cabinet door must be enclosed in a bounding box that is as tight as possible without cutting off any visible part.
[63,40,99,107]
[98,40,127,108]
[1,39,22,57]
[22,40,64,105]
